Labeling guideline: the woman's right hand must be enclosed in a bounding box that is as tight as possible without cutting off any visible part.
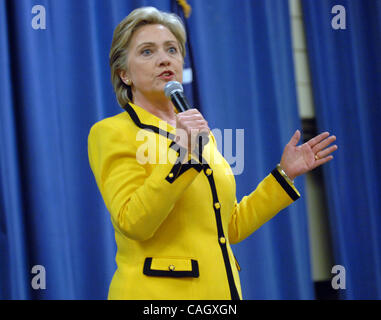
[175,109,210,154]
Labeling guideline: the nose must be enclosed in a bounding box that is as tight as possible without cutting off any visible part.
[156,48,171,67]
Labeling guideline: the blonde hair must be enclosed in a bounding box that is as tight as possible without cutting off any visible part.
[109,7,186,107]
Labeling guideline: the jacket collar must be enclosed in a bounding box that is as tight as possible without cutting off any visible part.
[123,102,177,141]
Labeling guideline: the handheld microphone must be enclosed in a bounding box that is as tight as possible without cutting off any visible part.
[164,81,192,113]
[164,81,209,156]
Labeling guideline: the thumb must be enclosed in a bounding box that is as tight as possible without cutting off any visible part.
[288,129,301,147]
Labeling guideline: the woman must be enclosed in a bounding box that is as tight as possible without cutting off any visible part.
[88,7,337,300]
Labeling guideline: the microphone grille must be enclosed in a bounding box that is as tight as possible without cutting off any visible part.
[164,81,183,98]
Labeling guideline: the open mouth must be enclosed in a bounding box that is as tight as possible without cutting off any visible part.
[159,70,174,78]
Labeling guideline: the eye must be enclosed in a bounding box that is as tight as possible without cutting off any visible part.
[141,48,152,56]
[168,46,178,54]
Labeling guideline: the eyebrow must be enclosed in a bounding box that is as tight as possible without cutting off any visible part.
[136,40,178,50]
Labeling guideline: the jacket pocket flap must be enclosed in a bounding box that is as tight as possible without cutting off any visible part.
[143,257,199,278]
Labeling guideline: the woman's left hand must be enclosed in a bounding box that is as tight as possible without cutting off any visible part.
[280,130,338,181]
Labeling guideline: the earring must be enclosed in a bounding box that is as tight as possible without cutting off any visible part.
[126,79,132,86]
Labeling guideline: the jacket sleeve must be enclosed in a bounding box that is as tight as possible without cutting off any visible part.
[228,169,301,244]
[88,121,200,241]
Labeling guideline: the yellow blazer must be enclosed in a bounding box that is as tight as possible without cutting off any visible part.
[88,102,300,300]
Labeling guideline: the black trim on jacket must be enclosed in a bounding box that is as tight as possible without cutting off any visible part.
[123,103,176,141]
[271,168,300,201]
[203,162,241,300]
[143,258,199,278]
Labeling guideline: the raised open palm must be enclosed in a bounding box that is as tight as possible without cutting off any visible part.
[280,130,338,180]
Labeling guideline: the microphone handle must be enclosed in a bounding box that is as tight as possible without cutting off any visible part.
[170,91,192,112]
[170,91,209,158]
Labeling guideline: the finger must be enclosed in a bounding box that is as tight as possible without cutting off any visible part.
[307,131,330,148]
[314,155,334,168]
[183,120,208,130]
[198,125,210,134]
[288,130,301,147]
[177,118,205,129]
[181,109,203,116]
[315,145,338,159]
[177,110,203,117]
[312,135,336,154]
[178,114,205,122]
[182,108,199,113]
[188,125,210,136]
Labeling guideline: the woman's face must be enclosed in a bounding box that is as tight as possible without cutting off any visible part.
[123,24,184,101]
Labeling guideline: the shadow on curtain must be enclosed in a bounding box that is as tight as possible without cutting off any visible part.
[302,0,381,299]
[0,0,314,299]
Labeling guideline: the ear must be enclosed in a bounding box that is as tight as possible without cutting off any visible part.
[119,69,130,85]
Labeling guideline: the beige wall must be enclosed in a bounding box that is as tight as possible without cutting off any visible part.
[289,0,334,282]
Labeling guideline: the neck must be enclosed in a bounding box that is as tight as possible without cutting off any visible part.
[132,91,176,127]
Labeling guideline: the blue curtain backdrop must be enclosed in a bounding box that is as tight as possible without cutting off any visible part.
[0,0,314,299]
[302,0,381,299]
